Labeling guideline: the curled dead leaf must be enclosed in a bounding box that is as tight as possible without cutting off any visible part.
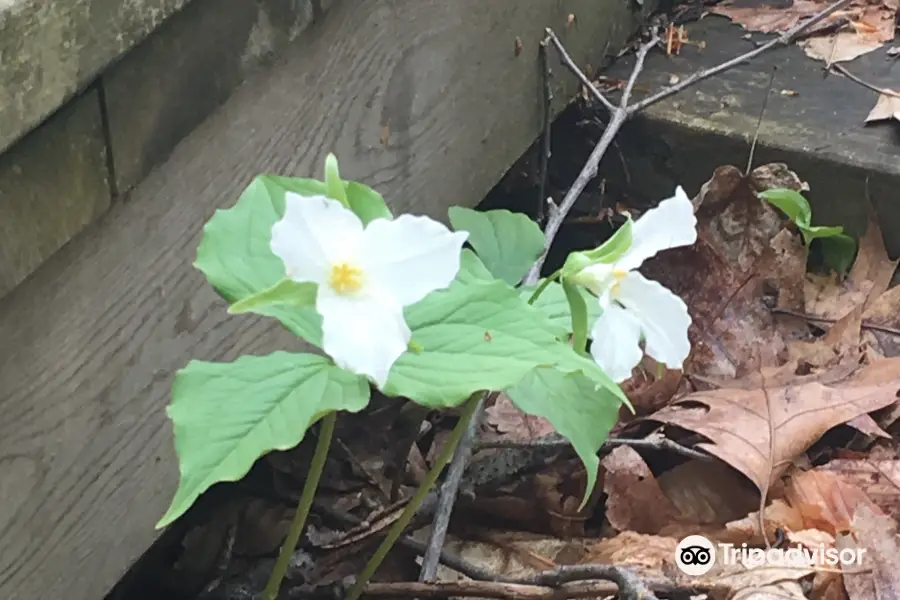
[640,357,900,493]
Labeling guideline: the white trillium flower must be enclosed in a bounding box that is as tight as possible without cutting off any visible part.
[575,187,697,383]
[270,192,469,387]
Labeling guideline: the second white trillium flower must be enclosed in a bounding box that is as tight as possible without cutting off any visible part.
[270,192,469,387]
[574,187,698,383]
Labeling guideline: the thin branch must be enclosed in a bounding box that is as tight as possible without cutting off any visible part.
[507,564,658,599]
[525,30,660,283]
[627,0,853,115]
[830,63,900,98]
[340,577,687,599]
[417,392,494,581]
[770,306,900,337]
[476,434,712,462]
[536,36,553,226]
[545,29,616,113]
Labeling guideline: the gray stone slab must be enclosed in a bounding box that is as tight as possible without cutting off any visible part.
[0,89,111,298]
[602,16,900,253]
[0,0,190,154]
[103,0,318,195]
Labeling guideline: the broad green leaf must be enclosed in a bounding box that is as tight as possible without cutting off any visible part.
[759,188,812,228]
[816,233,857,274]
[520,281,600,340]
[561,219,634,278]
[193,174,327,345]
[194,175,317,303]
[456,249,495,284]
[506,368,623,508]
[383,280,597,407]
[562,280,589,355]
[345,181,393,224]
[448,206,545,285]
[158,352,369,528]
[228,278,317,314]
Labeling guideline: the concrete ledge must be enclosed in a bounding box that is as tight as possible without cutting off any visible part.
[601,16,900,254]
[0,0,190,154]
[0,90,111,297]
[0,0,327,300]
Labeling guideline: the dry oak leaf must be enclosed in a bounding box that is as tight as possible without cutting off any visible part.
[785,468,884,534]
[820,456,900,522]
[866,91,900,123]
[804,210,897,323]
[843,505,900,600]
[601,445,682,534]
[639,357,900,492]
[641,164,812,380]
[484,393,555,441]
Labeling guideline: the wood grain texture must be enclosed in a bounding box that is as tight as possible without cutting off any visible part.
[0,0,641,598]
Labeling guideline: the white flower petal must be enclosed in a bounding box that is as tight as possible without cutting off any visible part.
[589,303,644,383]
[617,186,697,272]
[317,284,410,387]
[616,271,692,371]
[271,193,364,283]
[359,214,468,306]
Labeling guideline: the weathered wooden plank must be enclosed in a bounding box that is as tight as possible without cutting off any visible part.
[103,0,320,195]
[0,0,643,598]
[0,0,190,154]
[0,89,111,298]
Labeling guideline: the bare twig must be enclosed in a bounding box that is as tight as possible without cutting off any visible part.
[627,0,853,115]
[476,433,712,462]
[418,392,494,581]
[830,63,900,98]
[340,577,687,599]
[545,30,616,113]
[198,520,238,598]
[746,67,777,175]
[770,306,900,337]
[525,30,660,283]
[507,563,658,600]
[536,36,554,226]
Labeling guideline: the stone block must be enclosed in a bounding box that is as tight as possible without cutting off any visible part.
[0,0,191,153]
[103,0,317,195]
[0,89,111,298]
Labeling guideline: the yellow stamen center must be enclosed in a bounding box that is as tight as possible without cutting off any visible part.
[329,262,364,295]
[610,268,628,298]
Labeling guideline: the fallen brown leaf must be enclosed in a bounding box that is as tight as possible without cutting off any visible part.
[860,285,900,357]
[785,469,884,533]
[601,446,682,533]
[820,457,900,521]
[642,164,812,381]
[640,357,900,493]
[843,505,900,600]
[710,0,899,63]
[484,393,555,441]
[865,90,900,122]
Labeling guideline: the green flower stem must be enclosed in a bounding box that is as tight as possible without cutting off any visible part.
[561,280,589,356]
[526,269,561,305]
[346,395,481,600]
[262,411,337,600]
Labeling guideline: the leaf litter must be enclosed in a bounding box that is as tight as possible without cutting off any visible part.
[421,162,900,600]
[709,0,899,63]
